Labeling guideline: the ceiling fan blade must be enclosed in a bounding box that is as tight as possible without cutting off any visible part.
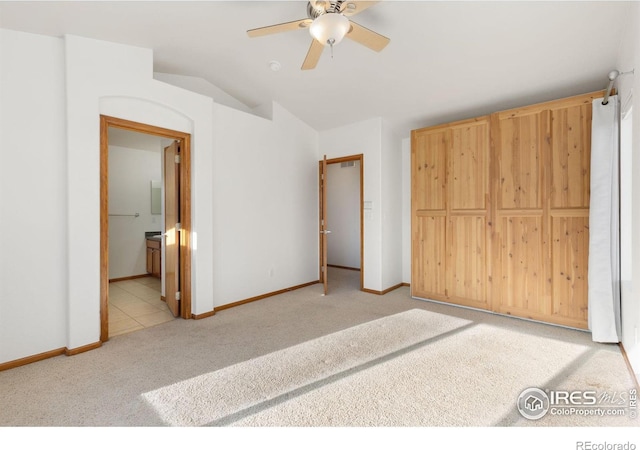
[302,39,324,70]
[346,20,390,52]
[247,18,312,38]
[339,1,380,17]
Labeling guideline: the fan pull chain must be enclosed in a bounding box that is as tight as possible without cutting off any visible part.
[328,38,335,58]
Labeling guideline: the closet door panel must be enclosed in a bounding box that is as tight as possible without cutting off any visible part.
[551,104,592,209]
[413,130,447,211]
[450,123,488,211]
[497,216,547,317]
[498,114,542,210]
[413,215,447,299]
[551,215,589,326]
[447,215,488,306]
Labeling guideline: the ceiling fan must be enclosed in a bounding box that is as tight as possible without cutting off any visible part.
[247,1,390,70]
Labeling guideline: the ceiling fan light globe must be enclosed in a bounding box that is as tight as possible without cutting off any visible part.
[309,13,350,46]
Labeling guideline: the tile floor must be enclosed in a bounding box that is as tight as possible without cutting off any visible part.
[108,276,175,337]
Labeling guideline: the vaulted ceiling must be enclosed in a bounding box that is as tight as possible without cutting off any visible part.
[0,1,631,134]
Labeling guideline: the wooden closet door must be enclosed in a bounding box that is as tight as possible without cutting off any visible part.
[492,110,550,321]
[412,127,448,300]
[492,94,594,329]
[411,117,490,309]
[447,119,490,309]
[548,102,591,328]
[411,91,600,330]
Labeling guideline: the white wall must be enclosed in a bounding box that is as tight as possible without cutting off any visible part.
[0,30,68,362]
[616,2,640,379]
[154,72,253,115]
[320,118,383,291]
[211,102,318,306]
[381,120,403,289]
[319,118,403,292]
[108,141,162,279]
[326,161,360,269]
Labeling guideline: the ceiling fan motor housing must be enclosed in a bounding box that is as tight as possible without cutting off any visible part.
[308,1,347,18]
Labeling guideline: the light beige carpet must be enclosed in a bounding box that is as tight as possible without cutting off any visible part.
[0,268,637,428]
[142,309,638,427]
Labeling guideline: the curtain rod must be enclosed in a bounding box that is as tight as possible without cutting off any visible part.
[602,70,619,105]
[602,69,634,105]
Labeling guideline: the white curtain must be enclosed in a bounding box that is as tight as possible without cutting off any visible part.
[588,95,621,343]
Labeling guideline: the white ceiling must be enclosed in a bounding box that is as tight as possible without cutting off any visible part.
[0,1,631,134]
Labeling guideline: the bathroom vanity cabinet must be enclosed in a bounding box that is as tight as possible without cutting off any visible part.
[146,238,161,278]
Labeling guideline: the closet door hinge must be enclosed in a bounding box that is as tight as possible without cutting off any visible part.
[176,291,181,301]
[175,155,181,164]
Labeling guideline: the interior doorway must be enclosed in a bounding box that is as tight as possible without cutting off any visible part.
[99,115,192,342]
[318,154,364,294]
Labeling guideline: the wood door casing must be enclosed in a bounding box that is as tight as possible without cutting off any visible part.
[318,154,365,293]
[99,115,192,342]
[320,155,328,295]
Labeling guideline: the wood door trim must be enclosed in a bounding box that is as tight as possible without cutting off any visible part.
[619,343,640,390]
[495,90,604,119]
[0,340,106,372]
[318,163,322,285]
[362,282,404,295]
[319,154,365,291]
[213,280,320,313]
[100,115,193,342]
[322,155,328,295]
[412,115,490,135]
